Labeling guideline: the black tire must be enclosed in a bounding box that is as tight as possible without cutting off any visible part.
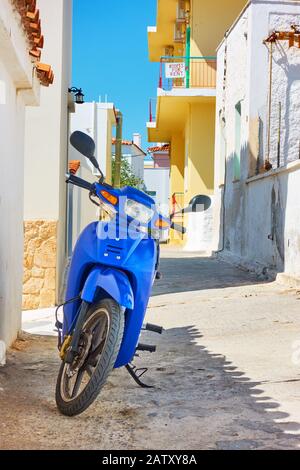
[55,298,124,416]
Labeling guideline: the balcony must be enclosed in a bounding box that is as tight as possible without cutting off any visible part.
[158,56,217,91]
[147,56,217,142]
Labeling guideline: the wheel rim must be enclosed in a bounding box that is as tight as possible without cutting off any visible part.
[60,308,110,402]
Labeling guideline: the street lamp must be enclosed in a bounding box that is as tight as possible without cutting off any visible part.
[68,87,85,104]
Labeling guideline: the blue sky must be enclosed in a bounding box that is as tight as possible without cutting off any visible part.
[72,0,159,150]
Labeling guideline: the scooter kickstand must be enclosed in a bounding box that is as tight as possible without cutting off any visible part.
[125,364,154,389]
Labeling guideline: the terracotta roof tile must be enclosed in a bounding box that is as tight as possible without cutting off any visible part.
[147,144,170,153]
[69,160,81,175]
[11,0,54,86]
[111,138,133,146]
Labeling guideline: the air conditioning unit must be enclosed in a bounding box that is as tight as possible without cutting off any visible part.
[174,22,185,43]
[165,45,174,57]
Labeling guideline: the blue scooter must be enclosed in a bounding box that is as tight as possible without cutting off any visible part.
[55,131,185,416]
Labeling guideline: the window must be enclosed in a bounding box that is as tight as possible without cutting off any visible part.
[234,101,242,180]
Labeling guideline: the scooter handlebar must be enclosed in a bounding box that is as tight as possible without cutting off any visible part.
[66,177,186,235]
[66,173,95,192]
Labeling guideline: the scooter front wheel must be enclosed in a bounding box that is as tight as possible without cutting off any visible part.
[55,298,124,416]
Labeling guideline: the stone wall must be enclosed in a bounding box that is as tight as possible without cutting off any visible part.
[23,221,57,310]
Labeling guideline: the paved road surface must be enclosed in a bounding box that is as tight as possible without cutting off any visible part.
[1,250,300,450]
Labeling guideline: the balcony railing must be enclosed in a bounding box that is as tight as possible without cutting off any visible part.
[158,56,217,91]
[149,98,157,123]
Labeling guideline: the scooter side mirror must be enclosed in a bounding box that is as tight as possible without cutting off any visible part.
[186,195,212,213]
[171,194,212,219]
[70,131,103,178]
[70,131,95,159]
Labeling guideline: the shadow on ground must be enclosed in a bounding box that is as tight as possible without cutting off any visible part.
[0,323,299,450]
[128,325,300,450]
[153,255,265,296]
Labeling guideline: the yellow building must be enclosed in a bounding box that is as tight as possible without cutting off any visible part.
[147,0,247,247]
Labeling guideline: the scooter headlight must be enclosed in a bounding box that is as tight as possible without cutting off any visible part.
[125,199,154,224]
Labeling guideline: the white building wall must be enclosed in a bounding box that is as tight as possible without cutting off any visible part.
[184,198,215,253]
[213,0,300,281]
[24,0,72,220]
[144,167,170,215]
[0,0,41,346]
[144,167,170,242]
[23,0,73,309]
[132,133,145,181]
[213,7,250,256]
[127,155,145,181]
[69,102,116,248]
[251,4,300,167]
[70,102,116,180]
[0,59,26,347]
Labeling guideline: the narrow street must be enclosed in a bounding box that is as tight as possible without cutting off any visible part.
[1,250,300,450]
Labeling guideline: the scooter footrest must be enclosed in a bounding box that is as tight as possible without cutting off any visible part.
[144,323,163,335]
[136,343,156,353]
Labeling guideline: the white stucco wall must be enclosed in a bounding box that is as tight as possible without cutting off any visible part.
[131,133,145,182]
[144,167,170,242]
[24,0,72,220]
[70,102,116,179]
[0,59,26,348]
[184,198,215,252]
[24,0,73,301]
[0,0,41,347]
[247,1,300,168]
[126,155,145,182]
[213,0,300,280]
[144,167,170,215]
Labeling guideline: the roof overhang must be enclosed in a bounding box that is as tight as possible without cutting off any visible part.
[147,92,216,142]
[148,0,179,62]
[112,142,146,158]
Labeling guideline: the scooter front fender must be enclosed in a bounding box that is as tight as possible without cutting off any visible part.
[81,266,134,310]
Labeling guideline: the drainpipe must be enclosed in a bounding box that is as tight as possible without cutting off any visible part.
[220,115,228,253]
[67,184,74,257]
[115,111,123,188]
[266,41,274,168]
[277,101,282,168]
[185,11,191,89]
[67,161,81,257]
[219,36,228,253]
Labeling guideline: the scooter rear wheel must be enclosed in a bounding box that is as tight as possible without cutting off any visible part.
[55,298,124,416]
